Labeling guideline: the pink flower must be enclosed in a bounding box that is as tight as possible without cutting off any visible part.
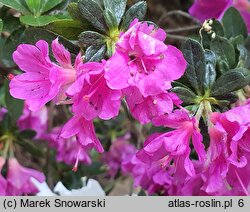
[136,109,206,177]
[122,154,172,195]
[17,103,48,139]
[0,157,7,196]
[67,61,121,120]
[6,158,45,196]
[102,134,136,177]
[60,115,104,153]
[105,19,187,97]
[47,127,91,166]
[10,39,81,111]
[202,104,250,195]
[123,86,182,124]
[189,0,250,32]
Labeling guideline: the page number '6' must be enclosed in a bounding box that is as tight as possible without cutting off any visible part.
[238,199,244,207]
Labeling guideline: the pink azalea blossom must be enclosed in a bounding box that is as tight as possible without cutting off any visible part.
[136,109,206,177]
[102,134,137,177]
[105,19,187,97]
[6,158,45,196]
[10,39,81,111]
[123,86,182,124]
[47,127,91,166]
[67,61,121,120]
[202,104,250,195]
[189,0,250,32]
[123,154,173,195]
[60,115,104,154]
[0,157,7,196]
[17,103,48,139]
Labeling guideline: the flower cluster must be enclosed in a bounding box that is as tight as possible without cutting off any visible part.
[9,19,186,172]
[189,0,250,31]
[123,103,250,195]
[4,7,250,196]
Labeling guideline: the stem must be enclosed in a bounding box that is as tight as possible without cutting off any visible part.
[194,102,205,122]
[203,101,213,128]
[158,10,201,25]
[166,34,188,41]
[2,139,10,158]
[165,25,200,33]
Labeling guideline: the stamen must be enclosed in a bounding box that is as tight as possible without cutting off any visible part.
[72,150,81,172]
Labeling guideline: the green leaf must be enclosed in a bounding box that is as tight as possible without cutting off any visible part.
[181,39,206,95]
[19,129,37,139]
[25,0,41,15]
[0,28,25,67]
[204,50,216,90]
[121,1,147,30]
[20,15,58,26]
[0,0,31,14]
[85,45,106,62]
[103,0,127,25]
[46,19,83,40]
[230,35,249,68]
[104,9,118,30]
[171,87,198,105]
[4,80,24,125]
[0,19,3,32]
[210,35,236,69]
[15,139,44,157]
[67,3,83,21]
[200,19,224,49]
[0,114,11,133]
[41,0,63,13]
[78,31,105,47]
[24,28,80,56]
[222,7,247,39]
[211,68,250,96]
[78,0,107,32]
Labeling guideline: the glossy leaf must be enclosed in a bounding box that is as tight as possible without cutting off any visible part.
[103,0,127,24]
[46,19,83,40]
[222,7,248,39]
[25,0,41,15]
[20,15,58,27]
[78,31,105,47]
[211,68,250,96]
[85,45,106,62]
[204,50,216,90]
[121,1,147,30]
[41,0,63,13]
[78,0,107,32]
[104,9,118,30]
[181,39,206,94]
[0,0,31,14]
[210,36,236,69]
[171,87,198,105]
